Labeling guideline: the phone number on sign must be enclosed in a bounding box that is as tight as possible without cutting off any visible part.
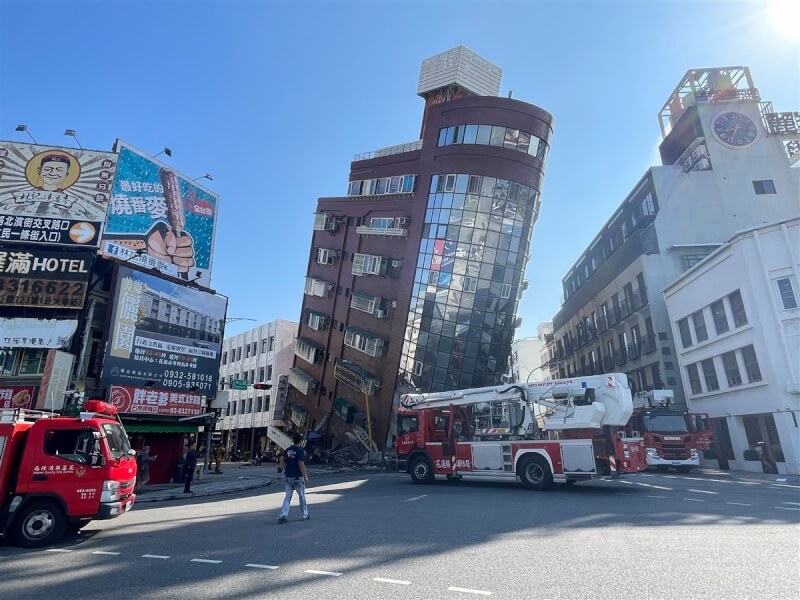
[0,278,86,308]
[162,379,214,391]
[166,407,201,415]
[162,371,214,383]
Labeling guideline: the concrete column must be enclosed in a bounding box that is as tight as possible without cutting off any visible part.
[726,415,750,463]
[774,411,800,475]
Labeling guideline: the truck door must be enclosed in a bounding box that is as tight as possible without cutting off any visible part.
[22,425,107,517]
[446,406,473,474]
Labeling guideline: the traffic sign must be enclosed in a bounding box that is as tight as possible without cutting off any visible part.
[232,379,249,390]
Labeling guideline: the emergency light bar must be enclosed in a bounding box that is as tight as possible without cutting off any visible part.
[81,400,118,418]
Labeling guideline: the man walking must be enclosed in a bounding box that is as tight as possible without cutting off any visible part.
[183,443,200,494]
[278,433,309,523]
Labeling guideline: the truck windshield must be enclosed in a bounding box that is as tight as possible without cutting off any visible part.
[102,423,132,459]
[643,414,690,433]
[398,415,418,434]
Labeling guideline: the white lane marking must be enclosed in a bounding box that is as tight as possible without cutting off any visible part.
[783,502,800,506]
[246,563,279,570]
[726,502,752,506]
[142,554,170,559]
[739,482,759,486]
[688,488,718,495]
[683,498,705,502]
[92,551,121,556]
[617,480,634,485]
[46,549,73,553]
[191,558,222,563]
[774,506,800,511]
[373,577,412,585]
[614,492,632,496]
[448,586,493,596]
[305,569,342,577]
[635,482,672,490]
[647,495,667,499]
[662,475,679,479]
[772,484,800,489]
[405,495,428,502]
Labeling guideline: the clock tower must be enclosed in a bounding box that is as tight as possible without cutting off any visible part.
[657,67,800,173]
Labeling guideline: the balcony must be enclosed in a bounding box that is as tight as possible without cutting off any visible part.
[334,359,381,396]
[288,367,318,396]
[357,219,409,237]
[350,291,387,317]
[641,334,657,354]
[344,327,385,358]
[295,337,324,365]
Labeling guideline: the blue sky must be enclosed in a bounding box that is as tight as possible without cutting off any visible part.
[1,0,797,339]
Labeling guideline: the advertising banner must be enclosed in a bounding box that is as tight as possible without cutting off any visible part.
[101,141,218,288]
[0,246,93,309]
[108,385,204,417]
[101,265,226,395]
[0,318,78,348]
[0,142,117,246]
[0,385,35,409]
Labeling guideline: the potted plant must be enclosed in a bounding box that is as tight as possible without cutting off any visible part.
[701,447,719,469]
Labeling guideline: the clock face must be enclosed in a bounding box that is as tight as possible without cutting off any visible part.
[713,112,758,147]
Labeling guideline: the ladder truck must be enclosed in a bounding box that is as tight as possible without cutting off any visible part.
[395,373,647,490]
[628,390,713,473]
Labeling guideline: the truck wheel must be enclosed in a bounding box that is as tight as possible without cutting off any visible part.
[676,465,692,473]
[518,456,553,491]
[12,501,67,548]
[409,456,434,484]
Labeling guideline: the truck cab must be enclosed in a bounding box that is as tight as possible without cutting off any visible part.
[0,401,137,547]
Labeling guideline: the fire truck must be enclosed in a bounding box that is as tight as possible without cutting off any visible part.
[0,401,137,547]
[395,373,647,490]
[628,390,713,473]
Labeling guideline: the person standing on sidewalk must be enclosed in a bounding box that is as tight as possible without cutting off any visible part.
[135,446,157,492]
[183,443,200,494]
[278,433,309,523]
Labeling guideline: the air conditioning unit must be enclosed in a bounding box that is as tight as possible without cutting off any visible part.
[692,144,709,159]
[696,158,711,170]
[390,259,403,268]
[375,309,387,318]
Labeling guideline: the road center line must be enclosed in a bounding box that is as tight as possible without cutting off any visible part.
[246,563,279,570]
[45,548,73,553]
[373,577,412,585]
[726,502,752,506]
[647,495,667,499]
[305,569,342,577]
[448,586,493,595]
[687,488,718,495]
[405,495,428,502]
[683,498,705,502]
[92,551,121,556]
[635,482,672,490]
[191,558,222,563]
[774,506,800,511]
[142,554,170,559]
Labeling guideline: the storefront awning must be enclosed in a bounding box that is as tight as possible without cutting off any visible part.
[123,423,199,433]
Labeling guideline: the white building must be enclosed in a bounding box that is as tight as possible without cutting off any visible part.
[217,319,297,456]
[549,67,799,405]
[510,322,553,382]
[664,218,800,475]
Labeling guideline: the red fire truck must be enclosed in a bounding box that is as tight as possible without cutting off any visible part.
[629,390,713,473]
[395,373,647,490]
[0,401,137,547]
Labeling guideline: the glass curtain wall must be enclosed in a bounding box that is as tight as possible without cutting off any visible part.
[399,173,541,392]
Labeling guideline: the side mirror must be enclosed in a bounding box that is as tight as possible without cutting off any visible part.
[92,452,106,467]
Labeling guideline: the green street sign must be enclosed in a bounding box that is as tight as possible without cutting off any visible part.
[232,379,249,390]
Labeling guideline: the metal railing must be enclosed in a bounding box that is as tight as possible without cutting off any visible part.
[354,140,423,162]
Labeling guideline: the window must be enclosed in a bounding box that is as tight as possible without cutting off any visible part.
[752,180,776,194]
[463,277,478,292]
[682,254,710,270]
[261,338,268,353]
[701,358,719,391]
[776,277,798,309]
[17,350,47,375]
[500,283,512,299]
[45,429,98,464]
[370,217,394,229]
[317,248,338,264]
[344,328,384,357]
[691,311,708,343]
[352,253,384,276]
[710,299,729,335]
[740,345,762,383]
[222,352,227,365]
[686,364,702,394]
[721,351,742,386]
[307,311,328,331]
[413,360,423,376]
[677,318,692,348]
[255,397,262,413]
[728,290,748,328]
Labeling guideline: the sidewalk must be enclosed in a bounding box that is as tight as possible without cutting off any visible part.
[134,461,370,503]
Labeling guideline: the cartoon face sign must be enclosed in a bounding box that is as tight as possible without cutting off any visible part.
[25,151,81,191]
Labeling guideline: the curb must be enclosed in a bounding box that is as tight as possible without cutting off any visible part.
[136,478,277,503]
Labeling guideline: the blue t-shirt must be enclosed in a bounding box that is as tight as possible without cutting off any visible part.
[283,445,306,478]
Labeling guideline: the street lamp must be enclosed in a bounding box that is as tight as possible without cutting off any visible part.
[193,173,213,182]
[154,147,173,159]
[15,124,38,144]
[64,129,84,149]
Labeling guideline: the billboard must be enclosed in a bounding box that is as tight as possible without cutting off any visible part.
[0,318,78,348]
[101,141,218,288]
[0,142,117,246]
[0,385,35,410]
[101,265,226,396]
[108,385,204,417]
[0,246,94,309]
